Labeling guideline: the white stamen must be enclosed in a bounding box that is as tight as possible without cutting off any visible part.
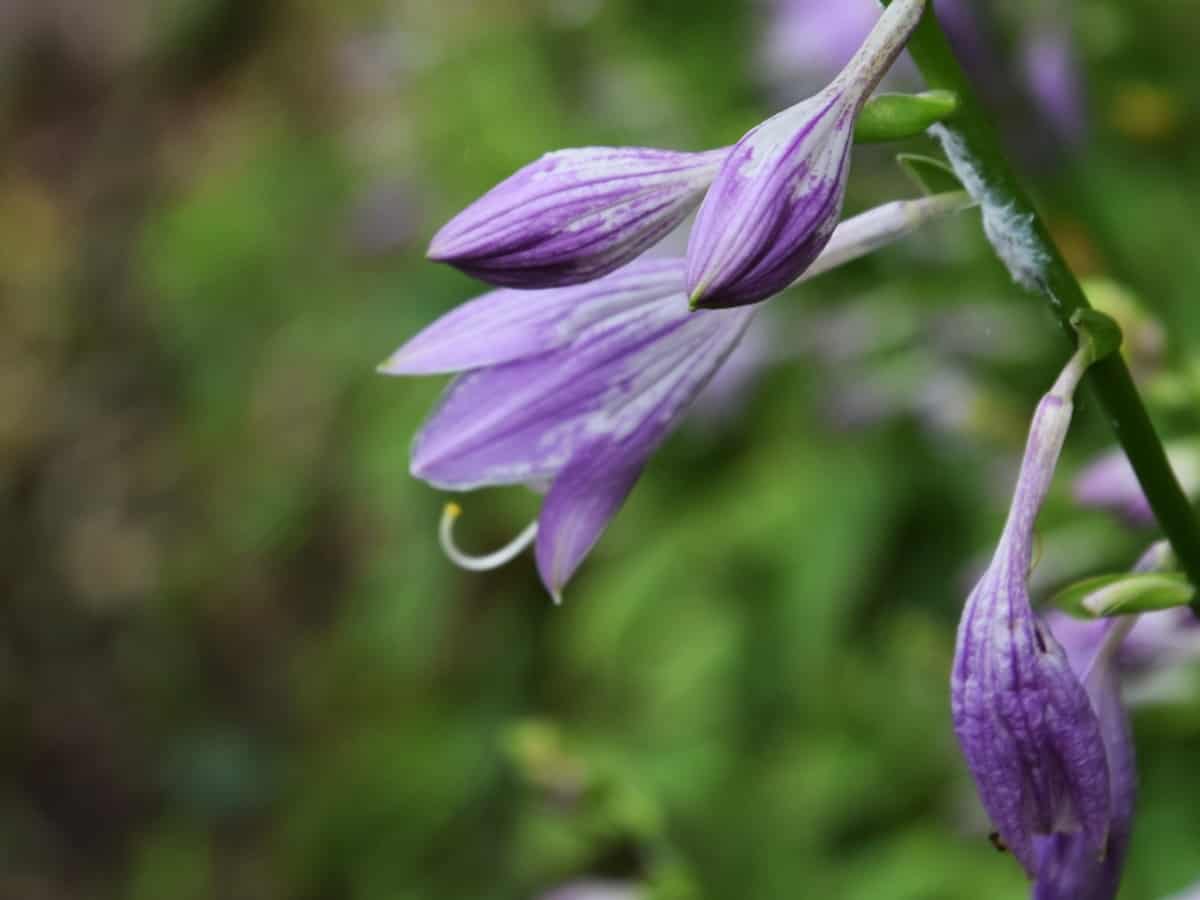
[438,503,538,572]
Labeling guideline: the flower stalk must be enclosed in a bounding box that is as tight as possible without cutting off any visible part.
[886,0,1200,605]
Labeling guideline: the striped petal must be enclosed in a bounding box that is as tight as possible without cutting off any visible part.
[428,147,724,289]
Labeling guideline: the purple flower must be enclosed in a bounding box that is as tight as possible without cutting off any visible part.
[389,193,969,600]
[1074,442,1200,527]
[1020,21,1087,147]
[427,147,725,289]
[951,348,1118,881]
[686,0,925,308]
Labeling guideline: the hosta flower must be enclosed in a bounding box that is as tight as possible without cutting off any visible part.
[1073,442,1200,527]
[427,147,726,289]
[952,346,1127,889]
[387,193,969,600]
[686,0,925,308]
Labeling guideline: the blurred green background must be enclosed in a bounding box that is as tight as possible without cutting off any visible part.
[4,1,1200,898]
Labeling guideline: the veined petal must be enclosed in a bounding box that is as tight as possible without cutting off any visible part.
[685,89,853,308]
[410,288,751,492]
[534,306,755,597]
[687,0,926,308]
[379,259,686,375]
[427,147,724,289]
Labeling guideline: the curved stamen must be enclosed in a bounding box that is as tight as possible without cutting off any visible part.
[438,503,538,572]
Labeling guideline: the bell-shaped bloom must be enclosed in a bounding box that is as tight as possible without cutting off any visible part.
[386,257,755,599]
[427,147,726,289]
[388,193,969,600]
[686,0,926,308]
[951,348,1115,878]
[1073,442,1200,527]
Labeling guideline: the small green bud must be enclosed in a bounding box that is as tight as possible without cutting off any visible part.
[855,90,960,143]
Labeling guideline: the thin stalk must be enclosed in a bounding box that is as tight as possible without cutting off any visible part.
[886,1,1200,602]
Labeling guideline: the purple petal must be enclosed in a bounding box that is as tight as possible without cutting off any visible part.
[685,89,853,308]
[380,259,686,375]
[532,307,755,596]
[534,434,647,602]
[427,147,724,289]
[410,287,752,495]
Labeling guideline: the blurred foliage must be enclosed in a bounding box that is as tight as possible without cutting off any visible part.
[4,1,1200,898]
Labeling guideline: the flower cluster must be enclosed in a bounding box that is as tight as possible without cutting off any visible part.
[389,0,955,600]
[383,4,1200,899]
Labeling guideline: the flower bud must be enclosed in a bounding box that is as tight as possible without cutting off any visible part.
[427,147,724,289]
[686,0,925,308]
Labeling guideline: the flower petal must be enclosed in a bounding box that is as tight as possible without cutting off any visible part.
[533,308,756,597]
[410,287,752,492]
[427,147,724,289]
[685,90,853,308]
[380,259,686,375]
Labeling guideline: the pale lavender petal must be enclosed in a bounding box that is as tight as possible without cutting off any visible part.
[534,306,755,595]
[380,259,685,374]
[427,147,724,289]
[411,286,752,497]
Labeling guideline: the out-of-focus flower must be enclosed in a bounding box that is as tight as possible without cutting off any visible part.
[758,0,1086,153]
[427,147,726,289]
[686,0,925,309]
[1020,23,1087,147]
[1163,881,1200,900]
[389,193,969,600]
[541,881,641,900]
[1073,442,1200,527]
[952,346,1133,896]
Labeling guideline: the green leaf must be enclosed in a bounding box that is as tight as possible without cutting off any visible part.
[855,90,959,143]
[895,152,964,196]
[1050,571,1193,617]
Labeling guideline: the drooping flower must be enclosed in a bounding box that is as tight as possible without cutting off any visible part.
[427,147,726,289]
[386,193,970,600]
[686,0,926,309]
[951,346,1119,881]
[1073,442,1200,527]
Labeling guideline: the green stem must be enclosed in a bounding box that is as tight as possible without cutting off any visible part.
[888,1,1200,601]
